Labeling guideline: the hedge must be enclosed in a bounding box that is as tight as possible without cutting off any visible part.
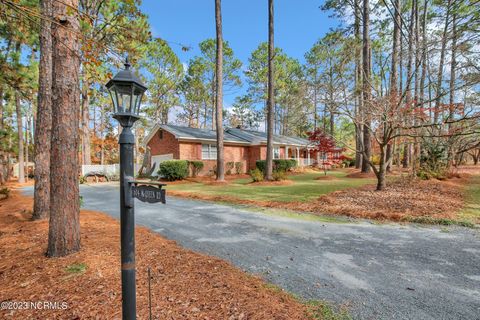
[256,159,297,173]
[188,160,204,177]
[158,160,189,181]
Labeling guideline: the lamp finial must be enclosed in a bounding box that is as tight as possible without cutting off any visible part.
[124,55,131,70]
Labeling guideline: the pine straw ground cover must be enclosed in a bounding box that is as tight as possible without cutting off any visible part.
[168,169,480,226]
[0,188,330,320]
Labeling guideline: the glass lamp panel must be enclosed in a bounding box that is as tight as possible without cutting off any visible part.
[120,93,132,113]
[108,88,119,113]
[133,84,145,115]
[115,83,133,113]
[131,94,139,115]
[135,92,144,115]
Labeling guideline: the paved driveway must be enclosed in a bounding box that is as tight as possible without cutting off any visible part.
[24,184,480,319]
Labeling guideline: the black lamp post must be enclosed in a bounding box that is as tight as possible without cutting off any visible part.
[106,57,147,320]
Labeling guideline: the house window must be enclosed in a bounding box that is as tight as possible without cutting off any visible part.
[202,144,217,160]
[273,147,280,159]
[158,130,163,139]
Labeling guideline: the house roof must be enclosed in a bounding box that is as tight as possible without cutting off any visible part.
[158,124,250,143]
[226,128,310,146]
[144,124,311,147]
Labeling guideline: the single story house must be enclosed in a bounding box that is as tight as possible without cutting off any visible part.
[144,124,343,176]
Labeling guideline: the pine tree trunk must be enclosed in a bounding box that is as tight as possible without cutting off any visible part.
[329,111,334,136]
[434,0,452,124]
[203,101,208,129]
[215,0,225,181]
[265,0,275,180]
[33,0,53,220]
[361,0,372,173]
[15,92,25,183]
[25,114,29,182]
[387,0,401,174]
[313,74,318,129]
[47,0,81,257]
[419,0,428,109]
[354,0,363,170]
[100,107,105,165]
[403,0,416,170]
[390,0,400,95]
[448,11,457,124]
[354,0,362,169]
[0,85,3,131]
[81,81,91,165]
[412,0,421,175]
[211,79,216,130]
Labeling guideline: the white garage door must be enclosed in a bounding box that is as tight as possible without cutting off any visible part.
[151,154,173,176]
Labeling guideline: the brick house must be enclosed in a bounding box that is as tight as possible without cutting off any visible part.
[145,124,343,176]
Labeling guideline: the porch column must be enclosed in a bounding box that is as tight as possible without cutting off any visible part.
[296,147,300,166]
[317,151,320,165]
[285,146,289,159]
[307,149,310,166]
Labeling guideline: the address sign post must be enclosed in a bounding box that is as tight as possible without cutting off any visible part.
[106,58,166,320]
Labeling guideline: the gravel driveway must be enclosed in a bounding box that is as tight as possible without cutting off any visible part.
[24,184,480,319]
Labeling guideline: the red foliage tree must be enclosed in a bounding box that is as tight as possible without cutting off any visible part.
[307,129,337,154]
[307,129,340,174]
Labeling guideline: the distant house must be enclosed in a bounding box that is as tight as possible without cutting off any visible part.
[145,124,343,176]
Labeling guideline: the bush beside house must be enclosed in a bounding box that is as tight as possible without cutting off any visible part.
[188,161,204,177]
[256,159,297,173]
[249,168,264,182]
[250,159,297,182]
[159,160,189,181]
[234,162,243,174]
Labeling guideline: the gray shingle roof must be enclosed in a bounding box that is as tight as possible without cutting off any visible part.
[159,124,310,146]
[159,124,250,143]
[226,128,310,146]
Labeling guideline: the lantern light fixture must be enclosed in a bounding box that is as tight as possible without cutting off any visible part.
[106,57,147,123]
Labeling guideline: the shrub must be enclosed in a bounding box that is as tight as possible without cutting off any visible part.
[249,168,264,182]
[107,174,119,182]
[256,159,297,173]
[188,160,204,177]
[272,170,287,181]
[276,159,297,172]
[417,167,447,180]
[256,160,267,173]
[0,187,10,199]
[158,160,189,181]
[234,162,243,174]
[226,162,235,175]
[339,155,354,167]
[79,176,87,184]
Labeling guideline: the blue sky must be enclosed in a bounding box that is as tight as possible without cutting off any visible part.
[140,0,339,106]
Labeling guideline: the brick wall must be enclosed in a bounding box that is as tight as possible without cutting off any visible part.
[148,130,252,176]
[179,142,200,160]
[147,129,317,176]
[195,144,251,175]
[147,129,179,158]
[248,146,261,171]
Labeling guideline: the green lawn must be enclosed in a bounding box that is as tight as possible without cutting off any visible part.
[166,170,376,203]
[459,175,480,223]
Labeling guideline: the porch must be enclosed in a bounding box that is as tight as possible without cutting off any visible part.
[283,146,317,167]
